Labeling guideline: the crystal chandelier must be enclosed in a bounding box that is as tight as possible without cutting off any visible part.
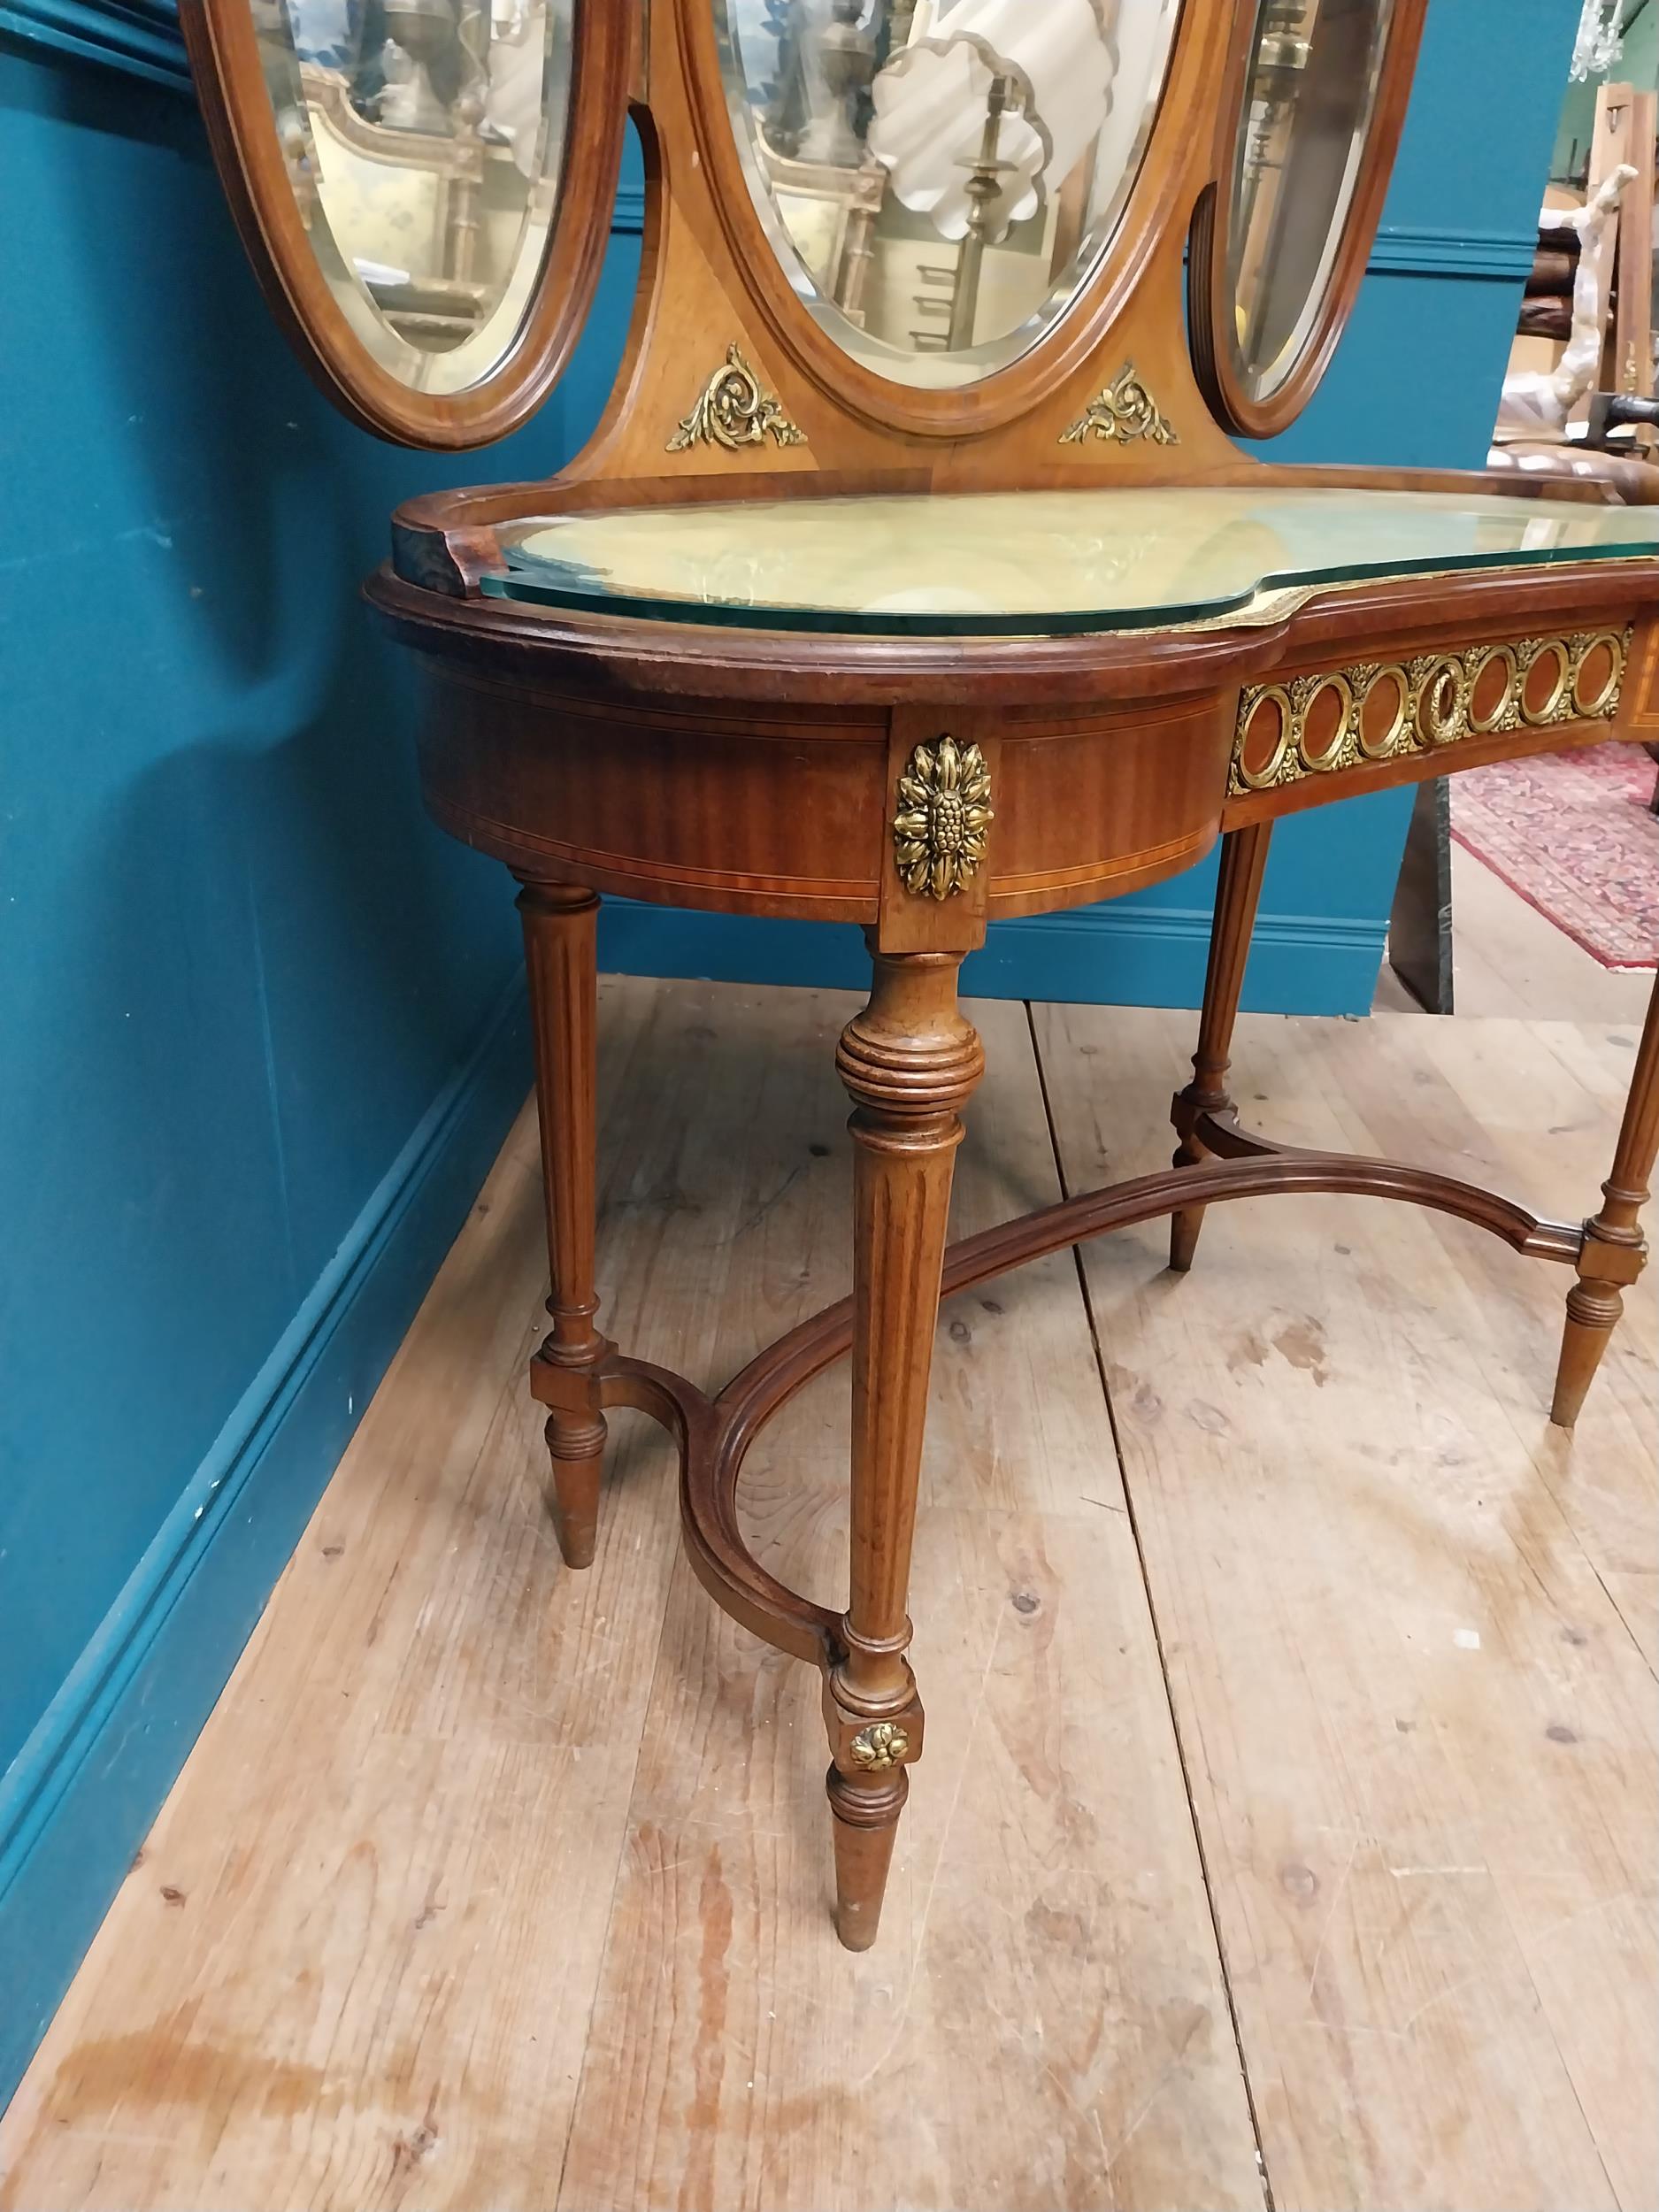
[1571,0,1624,83]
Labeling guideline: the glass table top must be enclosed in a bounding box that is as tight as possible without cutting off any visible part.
[481,487,1659,639]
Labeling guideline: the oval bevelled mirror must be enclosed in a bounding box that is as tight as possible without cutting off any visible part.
[1191,0,1426,437]
[714,0,1185,390]
[181,0,629,445]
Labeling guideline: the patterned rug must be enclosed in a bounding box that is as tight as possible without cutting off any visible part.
[1451,741,1659,971]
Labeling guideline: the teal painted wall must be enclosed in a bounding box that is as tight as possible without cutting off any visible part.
[600,0,1585,1018]
[0,50,635,2102]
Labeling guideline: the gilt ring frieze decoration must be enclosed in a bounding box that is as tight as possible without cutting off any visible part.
[667,342,807,454]
[893,735,995,901]
[1230,626,1632,796]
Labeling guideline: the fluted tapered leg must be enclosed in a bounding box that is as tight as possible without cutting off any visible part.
[1551,973,1659,1427]
[518,880,610,1567]
[825,944,984,1950]
[1170,824,1272,1271]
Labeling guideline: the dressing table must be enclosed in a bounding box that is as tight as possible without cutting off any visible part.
[182,0,1659,1953]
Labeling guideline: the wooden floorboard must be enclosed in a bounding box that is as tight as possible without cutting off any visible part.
[551,993,1261,2212]
[2,944,1652,2211]
[1037,1001,1657,2212]
[1372,843,1655,1025]
[0,982,1262,2212]
[1441,843,1655,1028]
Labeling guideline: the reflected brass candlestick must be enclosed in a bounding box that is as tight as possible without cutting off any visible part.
[884,0,918,52]
[818,0,879,169]
[947,74,1017,351]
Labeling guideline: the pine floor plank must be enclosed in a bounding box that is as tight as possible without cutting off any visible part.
[1337,1014,1657,1624]
[1375,845,1654,1025]
[0,979,702,2212]
[0,982,1263,2212]
[1038,1002,1659,2212]
[555,994,1262,2212]
[4,970,1653,2212]
[1441,843,1655,1027]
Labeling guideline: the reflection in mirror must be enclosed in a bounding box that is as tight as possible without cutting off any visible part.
[718,1,1184,388]
[1228,0,1394,402]
[254,0,573,393]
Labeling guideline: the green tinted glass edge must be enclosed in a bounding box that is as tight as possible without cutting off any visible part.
[480,538,1659,641]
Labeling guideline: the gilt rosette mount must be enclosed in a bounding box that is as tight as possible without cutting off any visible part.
[667,343,808,454]
[893,735,995,901]
[850,1722,911,1771]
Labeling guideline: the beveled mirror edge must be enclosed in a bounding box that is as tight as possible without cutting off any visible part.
[1187,0,1429,442]
[669,0,1240,445]
[707,0,1184,398]
[179,0,634,449]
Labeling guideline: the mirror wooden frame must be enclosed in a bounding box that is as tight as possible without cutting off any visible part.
[674,0,1223,442]
[1187,0,1428,441]
[550,0,1271,495]
[180,0,1432,464]
[180,0,634,448]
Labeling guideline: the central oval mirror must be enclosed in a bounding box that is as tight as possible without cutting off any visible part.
[250,0,575,396]
[716,0,1185,389]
